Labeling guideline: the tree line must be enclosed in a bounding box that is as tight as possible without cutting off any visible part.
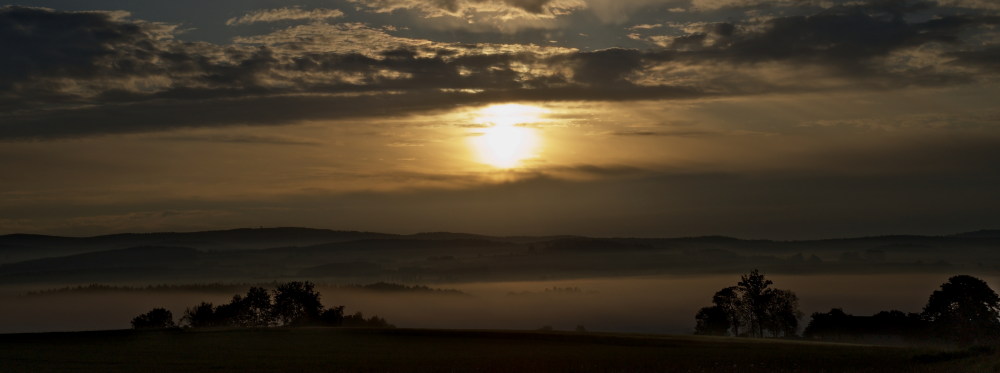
[694,270,1000,345]
[131,281,392,329]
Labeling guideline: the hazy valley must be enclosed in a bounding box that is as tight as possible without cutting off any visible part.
[3,228,998,334]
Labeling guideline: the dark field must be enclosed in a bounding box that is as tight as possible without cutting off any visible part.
[1,328,998,372]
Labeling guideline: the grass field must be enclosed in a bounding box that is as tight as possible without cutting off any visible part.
[1,328,998,372]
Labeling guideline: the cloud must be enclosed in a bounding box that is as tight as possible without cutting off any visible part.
[157,134,322,146]
[559,48,644,86]
[346,0,688,27]
[628,23,665,30]
[949,46,1000,71]
[350,0,586,17]
[347,0,586,32]
[688,0,808,11]
[0,3,998,140]
[8,157,1000,238]
[799,109,1000,131]
[609,130,721,137]
[225,7,345,26]
[231,22,449,56]
[936,0,1000,11]
[543,164,648,177]
[0,6,169,90]
[583,0,668,23]
[628,3,1000,88]
[0,209,239,235]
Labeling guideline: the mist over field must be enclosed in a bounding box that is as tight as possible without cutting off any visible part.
[4,273,996,334]
[2,228,999,334]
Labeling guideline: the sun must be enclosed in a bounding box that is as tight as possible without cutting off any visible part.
[476,124,538,168]
[470,104,545,168]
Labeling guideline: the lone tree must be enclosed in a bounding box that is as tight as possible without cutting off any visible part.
[131,308,175,329]
[922,275,1000,343]
[694,269,801,338]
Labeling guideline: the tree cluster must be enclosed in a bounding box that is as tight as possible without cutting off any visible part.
[803,309,927,341]
[803,275,1000,344]
[695,269,802,338]
[130,281,393,329]
[131,308,176,329]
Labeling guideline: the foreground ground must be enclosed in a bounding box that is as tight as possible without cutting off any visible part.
[1,328,998,372]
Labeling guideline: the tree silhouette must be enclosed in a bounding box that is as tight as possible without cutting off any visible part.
[762,288,802,338]
[738,269,773,338]
[131,308,175,329]
[922,275,1000,343]
[213,296,242,326]
[232,287,273,327]
[170,281,391,329]
[803,308,855,340]
[342,311,394,328]
[871,310,927,338]
[804,308,928,341]
[695,306,730,336]
[244,286,274,327]
[712,286,743,336]
[181,287,275,328]
[694,269,800,338]
[320,305,345,326]
[272,281,323,326]
[181,302,219,328]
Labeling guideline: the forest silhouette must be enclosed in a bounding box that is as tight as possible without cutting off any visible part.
[132,281,392,329]
[127,272,1000,348]
[694,271,1000,345]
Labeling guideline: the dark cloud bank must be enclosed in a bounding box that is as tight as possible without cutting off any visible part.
[0,1,998,139]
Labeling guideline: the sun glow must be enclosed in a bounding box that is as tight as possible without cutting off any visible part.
[470,104,545,168]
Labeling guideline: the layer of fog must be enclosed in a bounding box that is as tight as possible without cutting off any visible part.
[2,273,997,334]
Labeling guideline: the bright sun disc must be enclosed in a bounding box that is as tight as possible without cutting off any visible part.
[470,104,545,168]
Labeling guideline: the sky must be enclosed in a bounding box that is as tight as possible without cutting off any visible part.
[0,0,998,238]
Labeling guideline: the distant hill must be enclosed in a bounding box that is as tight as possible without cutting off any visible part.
[0,246,201,283]
[405,232,496,241]
[542,238,654,252]
[0,246,199,275]
[1,227,998,284]
[0,228,396,264]
[41,227,393,248]
[273,238,517,254]
[951,229,1000,238]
